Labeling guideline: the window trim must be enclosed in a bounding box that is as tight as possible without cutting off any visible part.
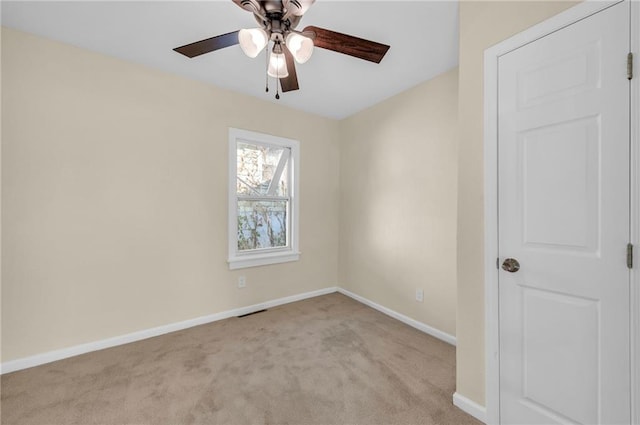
[227,128,300,270]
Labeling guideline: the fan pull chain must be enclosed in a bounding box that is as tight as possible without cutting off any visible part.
[265,48,269,93]
[275,45,280,100]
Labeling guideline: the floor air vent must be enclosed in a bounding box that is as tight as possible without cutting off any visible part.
[237,309,267,318]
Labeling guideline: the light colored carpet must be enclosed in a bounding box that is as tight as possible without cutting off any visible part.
[1,292,481,425]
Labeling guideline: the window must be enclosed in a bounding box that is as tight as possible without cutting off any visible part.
[228,128,300,269]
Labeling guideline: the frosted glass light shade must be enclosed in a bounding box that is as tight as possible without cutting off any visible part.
[267,52,289,78]
[285,32,313,64]
[238,28,268,58]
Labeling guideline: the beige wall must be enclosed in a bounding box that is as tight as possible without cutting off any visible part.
[339,69,459,337]
[455,0,578,405]
[2,26,462,365]
[1,27,340,361]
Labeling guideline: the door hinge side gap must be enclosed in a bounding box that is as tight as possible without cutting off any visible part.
[627,243,633,269]
[627,52,633,80]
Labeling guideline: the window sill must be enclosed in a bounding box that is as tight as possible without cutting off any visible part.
[228,251,301,270]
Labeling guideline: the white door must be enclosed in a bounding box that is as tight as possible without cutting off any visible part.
[498,2,631,424]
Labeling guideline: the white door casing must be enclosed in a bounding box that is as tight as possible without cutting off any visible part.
[483,1,639,424]
[498,2,629,423]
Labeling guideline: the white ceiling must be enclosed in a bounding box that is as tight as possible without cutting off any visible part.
[1,1,459,119]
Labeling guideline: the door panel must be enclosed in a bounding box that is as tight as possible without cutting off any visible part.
[521,287,599,424]
[521,116,600,253]
[498,2,631,424]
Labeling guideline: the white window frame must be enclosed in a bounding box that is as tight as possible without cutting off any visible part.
[228,128,300,270]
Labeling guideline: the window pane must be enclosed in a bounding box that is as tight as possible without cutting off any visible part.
[237,200,287,251]
[237,143,289,197]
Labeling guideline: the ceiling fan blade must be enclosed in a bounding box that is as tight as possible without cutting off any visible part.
[173,30,240,58]
[280,45,300,92]
[303,26,390,64]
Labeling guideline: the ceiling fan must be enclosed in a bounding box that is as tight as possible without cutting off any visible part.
[173,0,390,99]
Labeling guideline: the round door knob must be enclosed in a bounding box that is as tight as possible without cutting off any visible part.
[502,258,520,273]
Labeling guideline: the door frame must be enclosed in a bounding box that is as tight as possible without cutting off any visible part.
[483,1,640,424]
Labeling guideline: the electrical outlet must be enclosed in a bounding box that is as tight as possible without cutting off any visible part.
[238,276,246,288]
[415,289,424,302]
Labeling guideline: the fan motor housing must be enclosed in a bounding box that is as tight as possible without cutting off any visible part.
[237,0,261,13]
[263,1,284,13]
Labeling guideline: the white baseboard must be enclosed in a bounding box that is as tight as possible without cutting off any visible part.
[2,286,457,374]
[337,288,457,346]
[453,392,487,424]
[1,286,339,374]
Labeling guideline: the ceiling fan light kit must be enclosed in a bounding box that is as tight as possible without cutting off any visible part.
[285,32,313,64]
[173,0,390,99]
[238,28,269,58]
[267,50,289,78]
